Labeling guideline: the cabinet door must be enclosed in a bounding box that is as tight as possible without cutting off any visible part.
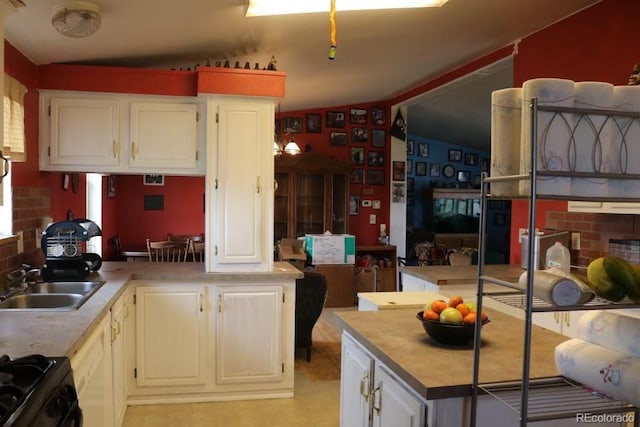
[111,290,128,427]
[135,285,206,387]
[532,311,563,334]
[48,96,120,167]
[340,332,373,427]
[71,314,114,427]
[208,99,274,271]
[371,364,424,427]
[295,172,326,235]
[129,101,199,170]
[215,285,283,384]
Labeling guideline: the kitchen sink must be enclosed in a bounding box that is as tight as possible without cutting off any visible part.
[0,281,105,311]
[25,281,104,295]
[0,293,84,310]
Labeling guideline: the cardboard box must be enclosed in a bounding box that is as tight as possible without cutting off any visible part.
[304,234,356,265]
[278,238,307,261]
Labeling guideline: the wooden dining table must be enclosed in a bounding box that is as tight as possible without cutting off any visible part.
[120,245,149,262]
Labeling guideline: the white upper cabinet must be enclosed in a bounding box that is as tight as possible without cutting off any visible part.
[47,96,120,168]
[205,96,275,272]
[129,102,198,170]
[39,90,205,175]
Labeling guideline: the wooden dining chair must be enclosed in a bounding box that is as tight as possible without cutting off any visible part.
[146,239,189,262]
[167,233,204,262]
[192,241,205,262]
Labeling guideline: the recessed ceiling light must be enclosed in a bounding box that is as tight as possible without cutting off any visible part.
[245,0,449,17]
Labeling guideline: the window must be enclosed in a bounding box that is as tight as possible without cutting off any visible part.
[0,74,25,235]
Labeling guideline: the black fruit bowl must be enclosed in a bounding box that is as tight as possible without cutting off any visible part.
[417,311,489,345]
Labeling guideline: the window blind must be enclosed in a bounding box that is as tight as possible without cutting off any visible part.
[3,74,26,162]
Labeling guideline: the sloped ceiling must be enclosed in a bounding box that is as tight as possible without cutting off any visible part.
[4,0,600,150]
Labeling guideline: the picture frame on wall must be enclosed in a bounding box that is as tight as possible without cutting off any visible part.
[351,169,365,184]
[282,116,303,133]
[429,162,440,177]
[326,111,345,128]
[350,195,360,215]
[143,174,164,186]
[442,164,455,178]
[349,108,368,124]
[481,158,489,172]
[368,151,385,167]
[457,170,470,183]
[372,129,386,147]
[392,183,405,203]
[407,139,415,155]
[366,169,385,185]
[351,127,368,143]
[107,175,116,198]
[306,113,321,133]
[415,161,427,176]
[418,143,429,157]
[392,161,405,181]
[407,159,413,174]
[351,147,365,165]
[448,149,462,162]
[329,131,347,146]
[464,152,478,166]
[371,106,385,125]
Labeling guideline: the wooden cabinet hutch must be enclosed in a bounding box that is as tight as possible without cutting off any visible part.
[274,152,350,245]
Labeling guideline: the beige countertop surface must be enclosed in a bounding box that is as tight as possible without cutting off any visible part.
[335,306,568,401]
[0,261,302,360]
[399,264,524,286]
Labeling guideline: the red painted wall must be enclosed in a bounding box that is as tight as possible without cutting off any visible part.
[278,103,391,245]
[509,0,639,264]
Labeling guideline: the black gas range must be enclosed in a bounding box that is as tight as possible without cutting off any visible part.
[0,354,81,426]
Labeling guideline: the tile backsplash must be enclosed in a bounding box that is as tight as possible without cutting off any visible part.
[545,211,640,266]
[0,187,49,278]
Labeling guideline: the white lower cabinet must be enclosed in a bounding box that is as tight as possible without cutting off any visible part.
[135,284,207,388]
[71,313,114,427]
[215,285,283,386]
[340,332,425,427]
[111,288,133,427]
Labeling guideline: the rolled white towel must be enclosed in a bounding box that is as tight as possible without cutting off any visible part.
[517,269,594,306]
[555,338,640,407]
[576,310,640,358]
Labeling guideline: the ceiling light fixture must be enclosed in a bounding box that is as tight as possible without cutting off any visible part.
[245,0,448,16]
[52,1,102,38]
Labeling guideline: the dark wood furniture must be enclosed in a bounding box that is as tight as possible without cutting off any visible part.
[354,245,397,292]
[274,152,349,246]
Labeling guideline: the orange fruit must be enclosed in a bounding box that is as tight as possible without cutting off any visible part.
[430,300,448,314]
[423,310,440,321]
[455,303,470,318]
[448,295,464,308]
[463,312,477,325]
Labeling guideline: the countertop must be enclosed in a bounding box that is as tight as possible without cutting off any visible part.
[399,264,524,286]
[0,261,302,359]
[335,306,568,401]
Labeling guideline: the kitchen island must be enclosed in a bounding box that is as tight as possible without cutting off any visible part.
[336,306,631,426]
[399,263,523,292]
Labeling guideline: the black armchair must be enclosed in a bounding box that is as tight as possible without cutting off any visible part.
[295,271,328,362]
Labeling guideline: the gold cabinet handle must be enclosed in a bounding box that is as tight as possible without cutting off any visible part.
[112,139,118,159]
[554,312,560,324]
[257,176,261,194]
[131,141,136,160]
[371,383,382,415]
[359,372,370,401]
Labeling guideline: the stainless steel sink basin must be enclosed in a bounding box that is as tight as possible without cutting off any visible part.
[0,281,105,311]
[0,293,84,310]
[25,281,104,295]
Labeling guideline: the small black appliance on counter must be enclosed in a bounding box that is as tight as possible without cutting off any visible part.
[41,219,103,282]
